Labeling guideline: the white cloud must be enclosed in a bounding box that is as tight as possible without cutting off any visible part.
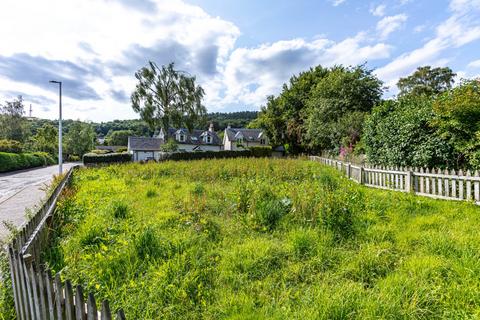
[468,59,480,68]
[376,14,408,39]
[221,33,391,106]
[371,4,387,17]
[376,0,480,93]
[0,0,240,120]
[330,0,346,7]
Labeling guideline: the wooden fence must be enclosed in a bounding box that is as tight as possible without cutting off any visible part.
[6,166,126,319]
[311,156,480,203]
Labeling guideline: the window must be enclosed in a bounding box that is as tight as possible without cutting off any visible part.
[237,138,243,144]
[179,134,185,142]
[206,136,212,144]
[260,138,266,145]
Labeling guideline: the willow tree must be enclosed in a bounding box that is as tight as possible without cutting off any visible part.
[131,62,206,131]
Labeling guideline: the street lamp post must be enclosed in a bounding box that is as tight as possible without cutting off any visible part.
[49,80,62,174]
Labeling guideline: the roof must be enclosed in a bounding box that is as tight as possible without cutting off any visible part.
[225,128,265,142]
[164,128,222,146]
[128,137,162,151]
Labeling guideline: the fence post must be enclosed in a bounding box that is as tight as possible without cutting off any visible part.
[406,169,413,193]
[359,167,364,185]
[347,163,351,179]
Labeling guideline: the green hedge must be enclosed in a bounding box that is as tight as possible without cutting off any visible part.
[250,146,272,157]
[0,140,22,153]
[83,152,132,164]
[0,152,55,173]
[164,150,251,161]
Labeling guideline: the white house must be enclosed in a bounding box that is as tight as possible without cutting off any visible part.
[223,126,269,151]
[158,123,222,152]
[128,124,222,161]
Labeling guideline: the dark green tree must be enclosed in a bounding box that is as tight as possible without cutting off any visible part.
[432,79,480,168]
[364,96,454,168]
[64,121,95,157]
[397,66,456,97]
[0,95,27,142]
[131,62,207,131]
[305,65,383,153]
[29,124,58,156]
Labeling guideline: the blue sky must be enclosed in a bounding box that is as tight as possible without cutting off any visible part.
[0,0,479,121]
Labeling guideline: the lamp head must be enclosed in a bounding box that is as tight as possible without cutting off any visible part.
[49,80,61,84]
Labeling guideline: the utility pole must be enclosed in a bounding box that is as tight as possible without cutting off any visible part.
[49,80,63,174]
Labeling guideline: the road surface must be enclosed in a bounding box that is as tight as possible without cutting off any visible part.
[0,163,77,241]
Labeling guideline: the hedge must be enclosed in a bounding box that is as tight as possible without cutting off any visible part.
[83,152,132,165]
[249,146,272,157]
[0,140,22,153]
[0,152,55,173]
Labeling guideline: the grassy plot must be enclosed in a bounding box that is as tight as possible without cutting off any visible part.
[44,158,480,319]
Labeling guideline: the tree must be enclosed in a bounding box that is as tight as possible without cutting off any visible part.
[29,124,58,156]
[131,62,207,132]
[363,96,454,168]
[0,95,27,142]
[304,65,383,153]
[160,138,179,152]
[397,66,456,97]
[253,66,329,153]
[105,130,134,146]
[64,121,95,157]
[432,79,480,168]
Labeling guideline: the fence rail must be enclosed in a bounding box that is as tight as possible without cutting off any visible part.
[311,156,480,203]
[6,166,126,319]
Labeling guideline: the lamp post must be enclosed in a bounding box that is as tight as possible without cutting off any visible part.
[49,80,62,174]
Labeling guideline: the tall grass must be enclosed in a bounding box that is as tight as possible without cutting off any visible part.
[43,158,480,319]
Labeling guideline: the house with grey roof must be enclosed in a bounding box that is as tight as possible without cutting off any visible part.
[223,126,269,151]
[158,123,222,152]
[128,136,163,161]
[128,124,222,161]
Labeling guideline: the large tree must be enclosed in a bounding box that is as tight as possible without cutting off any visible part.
[397,66,456,97]
[29,123,58,156]
[304,65,383,153]
[131,62,207,131]
[0,95,27,142]
[64,121,95,157]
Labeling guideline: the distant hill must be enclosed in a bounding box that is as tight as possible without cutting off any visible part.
[206,111,258,131]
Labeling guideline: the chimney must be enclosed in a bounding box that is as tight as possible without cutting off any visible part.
[227,124,231,129]
[209,123,214,132]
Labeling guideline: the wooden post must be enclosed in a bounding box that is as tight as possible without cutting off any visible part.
[102,300,112,320]
[474,170,480,202]
[359,167,364,185]
[87,293,98,320]
[347,163,351,179]
[405,169,412,193]
[76,285,87,320]
[54,273,63,320]
[467,170,472,201]
[459,170,464,200]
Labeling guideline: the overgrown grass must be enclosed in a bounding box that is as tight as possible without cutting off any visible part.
[43,158,480,319]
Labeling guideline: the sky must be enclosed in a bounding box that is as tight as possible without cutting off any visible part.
[0,0,479,122]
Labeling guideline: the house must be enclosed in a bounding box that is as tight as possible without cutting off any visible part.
[223,126,269,151]
[128,124,222,161]
[128,136,162,161]
[158,123,222,152]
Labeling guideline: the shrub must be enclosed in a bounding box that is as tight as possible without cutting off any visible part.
[83,152,132,165]
[0,139,22,153]
[0,152,55,172]
[90,149,112,155]
[162,150,251,161]
[249,146,272,157]
[68,155,80,162]
[250,190,291,231]
[117,147,128,153]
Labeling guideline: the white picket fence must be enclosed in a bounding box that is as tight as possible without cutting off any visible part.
[7,166,126,319]
[310,156,480,203]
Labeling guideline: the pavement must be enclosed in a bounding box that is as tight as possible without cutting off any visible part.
[0,163,78,241]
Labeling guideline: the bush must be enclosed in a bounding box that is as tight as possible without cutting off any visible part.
[90,149,112,155]
[117,147,128,153]
[0,152,55,172]
[0,139,22,153]
[162,150,251,161]
[83,152,132,165]
[249,146,272,157]
[68,155,81,162]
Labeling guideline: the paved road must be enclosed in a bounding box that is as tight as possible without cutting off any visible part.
[0,163,77,241]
